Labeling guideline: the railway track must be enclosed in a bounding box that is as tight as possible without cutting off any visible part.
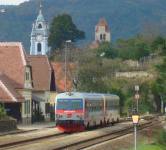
[0,132,65,149]
[53,120,161,150]
[0,116,161,150]
[0,125,56,137]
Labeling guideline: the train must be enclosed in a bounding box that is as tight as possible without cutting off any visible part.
[55,92,120,132]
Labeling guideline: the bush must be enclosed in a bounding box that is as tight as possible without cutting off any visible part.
[0,101,8,120]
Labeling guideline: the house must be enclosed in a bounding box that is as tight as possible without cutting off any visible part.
[0,42,33,124]
[50,62,75,105]
[28,55,55,122]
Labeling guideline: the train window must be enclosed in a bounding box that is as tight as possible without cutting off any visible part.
[71,100,82,110]
[100,101,102,110]
[57,100,69,110]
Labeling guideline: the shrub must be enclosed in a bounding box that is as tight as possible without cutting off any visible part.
[0,100,8,119]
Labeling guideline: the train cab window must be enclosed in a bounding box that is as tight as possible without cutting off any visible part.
[57,100,69,110]
[71,100,82,110]
[100,102,102,110]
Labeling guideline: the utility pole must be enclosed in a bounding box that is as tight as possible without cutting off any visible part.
[65,40,71,92]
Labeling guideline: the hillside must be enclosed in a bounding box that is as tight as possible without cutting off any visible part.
[0,0,166,54]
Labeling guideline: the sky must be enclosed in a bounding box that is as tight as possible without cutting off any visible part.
[0,0,29,5]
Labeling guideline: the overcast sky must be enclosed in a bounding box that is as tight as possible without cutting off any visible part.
[0,0,29,5]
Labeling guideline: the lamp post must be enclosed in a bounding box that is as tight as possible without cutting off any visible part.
[65,40,71,92]
[132,108,140,150]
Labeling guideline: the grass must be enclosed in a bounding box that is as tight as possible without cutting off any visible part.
[120,140,166,150]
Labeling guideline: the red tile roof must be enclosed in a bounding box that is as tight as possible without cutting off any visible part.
[51,63,75,93]
[95,19,110,32]
[0,72,26,103]
[28,55,52,91]
[0,42,31,89]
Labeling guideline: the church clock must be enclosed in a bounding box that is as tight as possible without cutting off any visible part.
[36,34,43,41]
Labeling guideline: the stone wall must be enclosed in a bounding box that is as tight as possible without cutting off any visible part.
[116,71,153,78]
[0,119,17,133]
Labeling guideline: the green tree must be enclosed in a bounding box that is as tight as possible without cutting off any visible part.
[95,41,117,59]
[48,14,85,54]
[156,57,166,104]
[117,34,150,61]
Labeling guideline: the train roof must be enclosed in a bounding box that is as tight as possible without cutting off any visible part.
[56,92,119,100]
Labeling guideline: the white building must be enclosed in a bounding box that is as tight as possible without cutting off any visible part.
[30,9,49,55]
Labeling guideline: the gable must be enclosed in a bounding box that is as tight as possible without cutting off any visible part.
[28,55,52,91]
[51,62,75,93]
[0,42,31,89]
[0,72,26,102]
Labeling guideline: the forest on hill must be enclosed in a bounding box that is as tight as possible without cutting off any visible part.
[0,0,166,54]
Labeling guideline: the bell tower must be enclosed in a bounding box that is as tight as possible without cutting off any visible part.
[95,19,111,42]
[30,4,50,55]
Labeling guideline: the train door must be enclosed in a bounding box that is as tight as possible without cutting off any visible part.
[102,99,104,117]
[105,99,107,116]
[84,99,88,119]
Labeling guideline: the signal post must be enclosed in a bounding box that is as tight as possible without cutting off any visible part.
[135,85,139,110]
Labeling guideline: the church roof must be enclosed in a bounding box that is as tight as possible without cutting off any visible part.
[0,42,31,89]
[37,10,45,21]
[51,63,75,93]
[28,55,53,91]
[0,72,26,103]
[95,19,110,32]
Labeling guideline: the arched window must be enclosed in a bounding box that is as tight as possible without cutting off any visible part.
[100,34,102,40]
[103,34,106,40]
[37,43,42,53]
[38,24,42,29]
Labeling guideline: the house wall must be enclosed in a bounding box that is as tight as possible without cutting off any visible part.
[17,90,32,125]
[50,91,58,105]
[32,91,50,121]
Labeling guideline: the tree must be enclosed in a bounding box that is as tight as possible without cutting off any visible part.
[116,34,150,61]
[156,57,166,103]
[95,41,117,59]
[48,14,85,55]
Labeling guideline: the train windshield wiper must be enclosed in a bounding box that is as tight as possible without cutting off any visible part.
[63,105,68,110]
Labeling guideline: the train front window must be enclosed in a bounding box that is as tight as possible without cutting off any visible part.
[71,100,82,110]
[57,100,69,110]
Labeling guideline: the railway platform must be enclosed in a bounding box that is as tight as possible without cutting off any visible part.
[17,122,56,130]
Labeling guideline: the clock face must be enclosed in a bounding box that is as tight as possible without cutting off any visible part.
[36,35,43,41]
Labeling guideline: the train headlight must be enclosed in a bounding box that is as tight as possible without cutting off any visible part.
[56,114,62,118]
[77,115,82,118]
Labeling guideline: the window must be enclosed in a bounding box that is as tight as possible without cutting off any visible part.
[71,100,82,110]
[100,34,102,40]
[24,100,30,114]
[103,34,106,40]
[45,103,50,114]
[37,43,42,52]
[107,100,118,110]
[57,100,69,110]
[26,72,29,81]
[38,24,42,29]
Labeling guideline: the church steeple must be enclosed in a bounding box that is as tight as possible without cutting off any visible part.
[30,4,50,55]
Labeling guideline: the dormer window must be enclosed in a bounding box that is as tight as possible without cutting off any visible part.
[38,24,42,29]
[26,72,29,81]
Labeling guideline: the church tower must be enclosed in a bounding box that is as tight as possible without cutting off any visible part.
[95,19,111,42]
[30,6,49,55]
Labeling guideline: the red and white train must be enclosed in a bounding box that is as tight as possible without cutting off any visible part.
[55,92,120,132]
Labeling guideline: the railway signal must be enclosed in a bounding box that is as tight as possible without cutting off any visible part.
[135,85,139,110]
